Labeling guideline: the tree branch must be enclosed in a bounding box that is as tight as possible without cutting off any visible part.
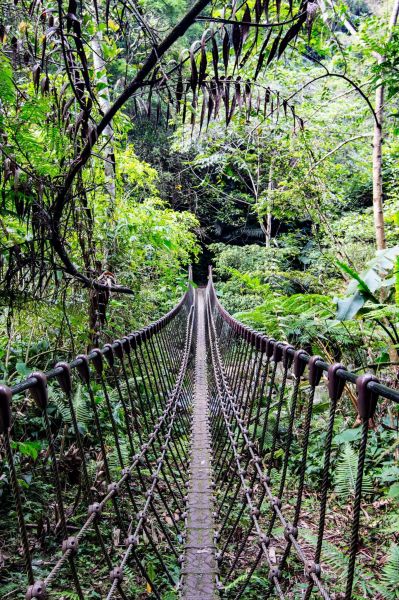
[306,133,373,175]
[195,12,305,27]
[50,0,213,293]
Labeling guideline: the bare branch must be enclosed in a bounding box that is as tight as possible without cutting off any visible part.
[195,12,306,27]
[306,133,373,175]
[49,0,213,293]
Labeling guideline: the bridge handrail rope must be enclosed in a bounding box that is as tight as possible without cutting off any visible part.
[206,282,329,599]
[1,266,398,600]
[207,265,399,405]
[8,285,193,398]
[0,279,195,599]
[206,265,398,600]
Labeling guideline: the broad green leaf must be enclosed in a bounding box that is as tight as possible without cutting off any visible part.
[388,483,399,498]
[333,428,361,445]
[336,291,365,321]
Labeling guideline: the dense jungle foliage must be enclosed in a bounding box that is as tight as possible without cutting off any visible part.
[0,0,399,597]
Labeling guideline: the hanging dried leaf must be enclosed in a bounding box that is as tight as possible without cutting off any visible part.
[32,63,41,92]
[66,12,79,34]
[199,87,207,132]
[254,29,272,79]
[59,81,69,99]
[190,42,198,94]
[199,43,207,86]
[211,34,219,82]
[245,80,252,115]
[307,2,319,40]
[266,28,282,65]
[214,77,222,117]
[232,22,242,62]
[291,105,296,131]
[62,96,74,119]
[276,92,280,122]
[190,99,196,136]
[283,98,287,117]
[235,79,242,108]
[255,0,262,23]
[40,75,50,95]
[223,29,230,74]
[156,100,161,126]
[263,88,269,117]
[227,94,236,125]
[207,92,214,128]
[41,35,47,69]
[278,12,307,57]
[176,67,184,110]
[13,168,21,192]
[223,77,230,125]
[67,0,77,15]
[147,87,152,117]
[240,27,259,69]
[241,5,251,44]
[256,92,261,114]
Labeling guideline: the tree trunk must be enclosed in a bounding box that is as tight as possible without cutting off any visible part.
[264,158,274,248]
[371,0,399,251]
[320,0,399,251]
[91,32,116,215]
[373,76,386,251]
[90,31,116,342]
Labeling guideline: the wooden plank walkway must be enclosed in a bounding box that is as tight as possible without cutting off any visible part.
[182,289,217,600]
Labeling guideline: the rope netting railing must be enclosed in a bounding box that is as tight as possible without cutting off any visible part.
[206,267,399,600]
[2,267,399,600]
[0,282,195,599]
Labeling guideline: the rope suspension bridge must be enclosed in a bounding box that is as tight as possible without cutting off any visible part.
[1,268,398,599]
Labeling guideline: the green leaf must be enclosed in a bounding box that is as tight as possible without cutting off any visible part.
[387,483,399,498]
[0,55,15,104]
[11,440,41,460]
[15,362,31,377]
[333,428,361,445]
[336,291,365,321]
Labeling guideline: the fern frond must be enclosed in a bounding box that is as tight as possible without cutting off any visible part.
[334,444,373,500]
[380,544,399,599]
[49,383,91,430]
[107,435,131,476]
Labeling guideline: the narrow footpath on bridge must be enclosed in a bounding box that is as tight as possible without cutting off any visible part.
[183,289,217,600]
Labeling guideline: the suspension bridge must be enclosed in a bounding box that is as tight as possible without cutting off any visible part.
[0,268,398,599]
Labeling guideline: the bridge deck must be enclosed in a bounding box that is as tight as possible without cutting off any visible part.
[182,289,217,600]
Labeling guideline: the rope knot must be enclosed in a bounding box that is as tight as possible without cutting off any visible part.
[62,536,79,555]
[26,581,46,600]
